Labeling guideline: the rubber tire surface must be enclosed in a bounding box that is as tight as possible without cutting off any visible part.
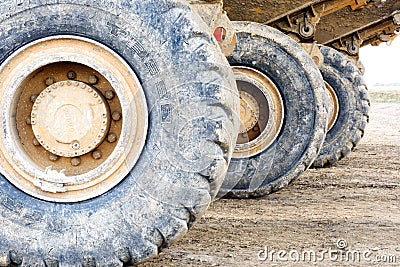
[312,46,370,168]
[219,22,328,198]
[0,1,239,265]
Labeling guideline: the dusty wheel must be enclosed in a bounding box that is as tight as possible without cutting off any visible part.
[312,46,370,168]
[0,1,239,265]
[218,22,328,198]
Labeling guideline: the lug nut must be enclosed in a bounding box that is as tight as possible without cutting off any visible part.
[88,75,99,85]
[71,141,80,150]
[32,138,40,146]
[30,94,39,103]
[45,77,56,86]
[92,150,102,160]
[104,90,115,100]
[49,153,59,162]
[25,116,32,125]
[112,111,122,121]
[67,71,77,80]
[71,157,81,166]
[107,133,117,143]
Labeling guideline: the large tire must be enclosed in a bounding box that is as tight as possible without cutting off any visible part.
[218,22,328,198]
[312,46,370,168]
[0,1,239,265]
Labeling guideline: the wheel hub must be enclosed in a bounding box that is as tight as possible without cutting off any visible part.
[239,90,260,134]
[325,82,339,131]
[0,36,148,202]
[32,81,110,157]
[233,66,284,159]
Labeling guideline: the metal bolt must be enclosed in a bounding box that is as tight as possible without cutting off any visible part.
[112,111,122,121]
[30,94,39,103]
[45,77,56,86]
[92,150,102,160]
[71,157,81,166]
[25,116,32,125]
[67,71,77,80]
[49,153,59,162]
[32,138,40,146]
[88,75,99,85]
[71,141,80,150]
[107,133,117,143]
[104,90,115,100]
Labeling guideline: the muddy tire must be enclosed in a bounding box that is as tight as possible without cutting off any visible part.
[0,1,239,265]
[219,22,327,198]
[312,46,370,168]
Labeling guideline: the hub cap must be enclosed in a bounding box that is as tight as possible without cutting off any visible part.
[32,81,110,157]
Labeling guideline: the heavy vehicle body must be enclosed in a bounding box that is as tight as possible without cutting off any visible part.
[223,0,400,58]
[0,0,398,265]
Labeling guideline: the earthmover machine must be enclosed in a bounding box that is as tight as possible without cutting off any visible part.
[0,0,398,265]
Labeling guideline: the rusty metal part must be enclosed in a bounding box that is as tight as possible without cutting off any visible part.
[238,91,260,134]
[31,81,110,158]
[71,157,81,167]
[30,94,38,103]
[107,133,117,143]
[104,89,115,100]
[324,11,400,56]
[325,82,340,131]
[300,42,325,67]
[49,153,59,162]
[224,0,369,41]
[25,116,32,125]
[191,0,237,56]
[88,75,99,85]
[233,67,284,159]
[224,0,399,50]
[92,150,102,160]
[0,36,148,202]
[224,0,369,23]
[31,81,110,157]
[67,70,77,80]
[112,111,122,121]
[45,77,56,86]
[32,138,40,146]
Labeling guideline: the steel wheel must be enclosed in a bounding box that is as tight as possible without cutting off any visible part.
[0,36,147,202]
[325,81,340,131]
[219,22,327,198]
[0,1,239,265]
[233,66,284,158]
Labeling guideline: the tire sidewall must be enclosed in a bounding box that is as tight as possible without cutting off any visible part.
[221,22,326,197]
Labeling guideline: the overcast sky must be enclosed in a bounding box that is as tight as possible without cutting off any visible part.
[360,36,400,87]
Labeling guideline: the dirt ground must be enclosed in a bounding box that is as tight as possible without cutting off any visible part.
[140,99,400,266]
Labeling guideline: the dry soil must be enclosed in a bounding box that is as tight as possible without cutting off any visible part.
[140,98,400,266]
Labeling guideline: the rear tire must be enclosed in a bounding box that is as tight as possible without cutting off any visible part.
[0,1,239,265]
[219,22,328,198]
[312,46,370,168]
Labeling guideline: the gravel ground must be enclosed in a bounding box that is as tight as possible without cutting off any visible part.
[139,100,400,267]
